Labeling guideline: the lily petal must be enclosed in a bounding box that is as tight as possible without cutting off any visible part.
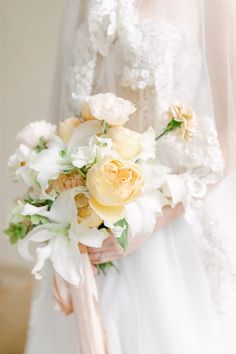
[31,244,52,280]
[68,120,101,150]
[21,203,49,217]
[48,190,78,224]
[50,235,83,287]
[163,175,187,207]
[125,191,167,237]
[17,224,59,260]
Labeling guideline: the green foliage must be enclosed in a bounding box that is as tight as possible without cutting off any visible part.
[114,218,129,250]
[34,137,47,153]
[5,223,29,244]
[156,118,182,141]
[30,215,49,225]
[101,120,110,134]
[96,261,119,275]
[24,196,53,209]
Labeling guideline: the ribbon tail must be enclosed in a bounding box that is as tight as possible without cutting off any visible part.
[70,252,110,354]
[53,272,74,315]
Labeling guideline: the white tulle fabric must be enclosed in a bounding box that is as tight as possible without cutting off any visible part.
[25,0,236,353]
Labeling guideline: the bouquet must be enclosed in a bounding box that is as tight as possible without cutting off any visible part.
[6,93,198,285]
[5,93,198,352]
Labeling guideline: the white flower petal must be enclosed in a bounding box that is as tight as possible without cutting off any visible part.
[71,224,108,248]
[68,120,101,150]
[70,146,95,168]
[17,224,56,261]
[142,163,170,193]
[21,204,49,217]
[163,175,187,206]
[139,127,157,161]
[17,120,57,148]
[48,190,78,224]
[50,236,83,287]
[125,191,167,237]
[31,244,52,280]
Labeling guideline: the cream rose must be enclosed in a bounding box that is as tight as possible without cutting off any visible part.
[107,126,143,160]
[86,158,143,207]
[58,117,81,144]
[167,103,197,141]
[82,93,136,125]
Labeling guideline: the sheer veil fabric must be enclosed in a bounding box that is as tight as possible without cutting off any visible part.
[25,1,236,353]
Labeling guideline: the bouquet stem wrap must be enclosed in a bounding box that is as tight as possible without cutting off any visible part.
[53,246,109,354]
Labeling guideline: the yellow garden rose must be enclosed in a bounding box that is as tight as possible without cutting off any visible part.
[58,117,81,144]
[86,158,143,223]
[107,126,142,160]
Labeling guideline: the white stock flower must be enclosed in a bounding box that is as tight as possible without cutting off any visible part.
[18,190,109,286]
[8,144,37,186]
[83,93,136,125]
[17,120,57,148]
[31,137,69,194]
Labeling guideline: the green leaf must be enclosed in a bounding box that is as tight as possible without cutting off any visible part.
[114,218,129,250]
[4,223,29,244]
[34,137,47,153]
[30,215,49,225]
[24,197,53,209]
[96,261,119,275]
[101,120,110,134]
[156,119,182,141]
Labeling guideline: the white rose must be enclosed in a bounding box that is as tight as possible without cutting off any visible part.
[84,93,136,125]
[17,120,57,148]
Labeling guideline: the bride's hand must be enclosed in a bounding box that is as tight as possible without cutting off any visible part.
[88,204,183,265]
[87,236,124,265]
[87,234,149,265]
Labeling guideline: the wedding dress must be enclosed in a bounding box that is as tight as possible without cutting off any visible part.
[24,1,236,353]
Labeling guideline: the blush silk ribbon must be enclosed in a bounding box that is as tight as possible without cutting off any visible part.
[53,246,109,354]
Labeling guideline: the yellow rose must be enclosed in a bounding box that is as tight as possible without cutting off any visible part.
[58,117,81,144]
[75,193,102,228]
[86,158,143,223]
[107,126,142,160]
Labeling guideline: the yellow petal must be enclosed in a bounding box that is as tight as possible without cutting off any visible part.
[89,198,125,224]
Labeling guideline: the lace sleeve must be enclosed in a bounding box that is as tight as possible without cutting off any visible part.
[67,0,118,116]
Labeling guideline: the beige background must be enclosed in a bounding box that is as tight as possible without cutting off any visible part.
[0,2,66,352]
[0,0,66,268]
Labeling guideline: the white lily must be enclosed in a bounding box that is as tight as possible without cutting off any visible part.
[125,190,168,237]
[18,190,108,286]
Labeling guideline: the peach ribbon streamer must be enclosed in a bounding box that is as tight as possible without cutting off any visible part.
[53,246,109,354]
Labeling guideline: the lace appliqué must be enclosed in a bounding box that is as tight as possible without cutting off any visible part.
[67,0,118,114]
[67,25,97,114]
[199,212,236,317]
[88,0,118,56]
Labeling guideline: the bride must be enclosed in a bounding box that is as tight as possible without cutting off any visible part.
[24,1,236,353]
